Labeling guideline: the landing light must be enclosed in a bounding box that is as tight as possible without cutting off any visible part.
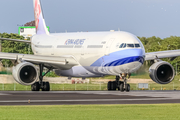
[110,30,115,32]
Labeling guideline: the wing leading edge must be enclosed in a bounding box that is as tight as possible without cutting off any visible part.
[145,50,180,61]
[0,38,31,43]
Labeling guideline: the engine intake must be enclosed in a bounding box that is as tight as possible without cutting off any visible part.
[12,62,38,85]
[149,61,175,84]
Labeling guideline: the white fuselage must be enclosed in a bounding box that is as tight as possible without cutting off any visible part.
[31,31,145,77]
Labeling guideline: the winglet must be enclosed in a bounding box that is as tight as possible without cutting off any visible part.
[33,0,49,35]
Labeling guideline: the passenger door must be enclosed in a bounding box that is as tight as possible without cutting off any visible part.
[105,38,115,55]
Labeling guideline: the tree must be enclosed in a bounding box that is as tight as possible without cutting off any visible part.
[24,20,35,26]
[0,33,32,67]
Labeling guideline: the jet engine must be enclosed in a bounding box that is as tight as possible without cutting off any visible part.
[149,61,175,84]
[12,62,38,85]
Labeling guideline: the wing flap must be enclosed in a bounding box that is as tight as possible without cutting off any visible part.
[0,52,78,70]
[0,52,17,60]
[145,50,180,60]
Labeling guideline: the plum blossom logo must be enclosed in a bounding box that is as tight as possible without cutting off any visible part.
[34,0,41,30]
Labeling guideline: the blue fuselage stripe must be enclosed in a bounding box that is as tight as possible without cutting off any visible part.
[104,56,144,67]
[90,49,145,67]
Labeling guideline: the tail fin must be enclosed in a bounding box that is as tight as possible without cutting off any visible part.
[33,0,49,35]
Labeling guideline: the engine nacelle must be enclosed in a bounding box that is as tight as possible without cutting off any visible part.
[149,61,175,84]
[12,62,38,85]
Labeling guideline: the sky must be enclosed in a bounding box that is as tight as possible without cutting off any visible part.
[0,0,180,38]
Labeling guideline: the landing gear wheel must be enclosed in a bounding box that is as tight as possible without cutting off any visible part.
[31,84,35,91]
[111,81,116,91]
[107,75,131,92]
[107,81,116,91]
[31,82,40,91]
[42,82,50,91]
[118,81,123,90]
[35,64,52,92]
[120,83,124,92]
[107,81,112,91]
[125,84,130,92]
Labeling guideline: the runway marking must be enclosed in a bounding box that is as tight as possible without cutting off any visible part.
[0,98,176,103]
[0,93,10,95]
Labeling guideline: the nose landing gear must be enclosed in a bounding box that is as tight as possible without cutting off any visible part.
[107,73,131,92]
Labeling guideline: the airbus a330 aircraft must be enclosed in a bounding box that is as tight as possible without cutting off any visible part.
[1,0,180,92]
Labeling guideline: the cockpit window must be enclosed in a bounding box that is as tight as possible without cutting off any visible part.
[135,44,140,48]
[119,43,124,48]
[119,43,127,48]
[123,43,126,48]
[119,43,141,49]
[127,44,134,48]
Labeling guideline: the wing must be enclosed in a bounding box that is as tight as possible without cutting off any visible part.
[0,38,31,43]
[0,52,78,70]
[145,50,180,61]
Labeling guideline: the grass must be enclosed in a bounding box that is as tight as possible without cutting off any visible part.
[0,104,180,120]
[91,73,151,79]
[131,73,150,79]
[0,74,180,91]
[0,82,180,91]
[1,76,180,91]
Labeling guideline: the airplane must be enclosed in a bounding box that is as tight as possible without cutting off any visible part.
[0,0,180,92]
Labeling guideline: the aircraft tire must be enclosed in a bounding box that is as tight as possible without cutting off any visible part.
[31,82,40,91]
[119,83,124,92]
[125,84,130,92]
[111,81,116,90]
[118,86,120,90]
[42,82,50,91]
[118,81,123,90]
[31,84,35,91]
[107,81,112,91]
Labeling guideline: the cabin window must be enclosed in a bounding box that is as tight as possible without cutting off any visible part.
[35,45,52,48]
[57,45,73,48]
[74,45,82,48]
[87,45,103,48]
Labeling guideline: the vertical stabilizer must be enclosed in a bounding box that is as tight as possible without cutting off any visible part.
[33,0,49,35]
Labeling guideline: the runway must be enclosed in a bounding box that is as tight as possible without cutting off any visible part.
[0,91,180,105]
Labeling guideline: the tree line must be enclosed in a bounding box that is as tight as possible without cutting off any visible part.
[139,36,180,74]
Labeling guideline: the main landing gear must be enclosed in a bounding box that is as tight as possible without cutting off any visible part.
[107,74,131,92]
[31,64,52,91]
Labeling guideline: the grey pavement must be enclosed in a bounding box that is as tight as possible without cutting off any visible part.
[0,91,180,105]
